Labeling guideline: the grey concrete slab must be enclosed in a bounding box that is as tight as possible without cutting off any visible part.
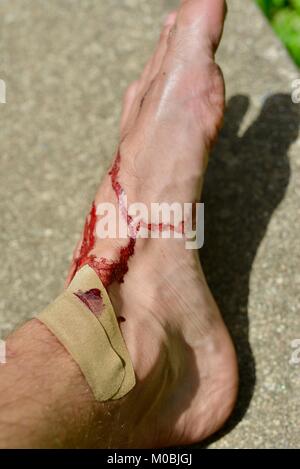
[0,0,299,448]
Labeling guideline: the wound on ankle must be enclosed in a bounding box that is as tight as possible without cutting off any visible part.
[37,265,136,401]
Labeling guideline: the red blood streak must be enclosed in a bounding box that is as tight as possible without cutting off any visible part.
[69,202,98,283]
[78,236,137,288]
[145,222,182,233]
[76,202,97,268]
[147,222,174,232]
[109,150,134,226]
[71,149,138,288]
[109,150,122,200]
[141,220,184,235]
[70,148,185,288]
[74,288,103,316]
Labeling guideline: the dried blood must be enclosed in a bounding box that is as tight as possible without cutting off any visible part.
[74,288,103,316]
[71,149,138,287]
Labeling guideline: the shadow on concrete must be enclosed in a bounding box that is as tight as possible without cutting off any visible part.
[198,93,299,446]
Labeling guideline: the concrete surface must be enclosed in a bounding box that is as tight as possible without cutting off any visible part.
[0,0,299,448]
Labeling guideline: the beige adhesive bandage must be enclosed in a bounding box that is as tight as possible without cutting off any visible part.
[37,265,136,401]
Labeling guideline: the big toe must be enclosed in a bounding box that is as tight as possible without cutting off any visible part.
[177,0,227,56]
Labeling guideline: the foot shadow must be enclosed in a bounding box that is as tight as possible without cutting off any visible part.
[198,93,299,446]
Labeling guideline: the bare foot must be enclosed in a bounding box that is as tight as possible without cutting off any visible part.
[68,0,238,448]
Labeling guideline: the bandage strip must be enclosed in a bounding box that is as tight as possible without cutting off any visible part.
[37,265,136,401]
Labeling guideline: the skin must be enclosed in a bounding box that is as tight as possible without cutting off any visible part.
[0,0,238,448]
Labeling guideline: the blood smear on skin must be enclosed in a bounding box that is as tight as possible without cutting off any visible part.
[74,288,103,317]
[71,150,138,287]
[71,148,185,288]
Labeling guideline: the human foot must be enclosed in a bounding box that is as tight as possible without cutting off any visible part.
[68,0,238,448]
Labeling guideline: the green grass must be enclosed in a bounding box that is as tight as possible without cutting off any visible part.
[256,0,300,66]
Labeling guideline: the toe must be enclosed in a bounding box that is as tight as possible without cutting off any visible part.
[138,11,177,93]
[123,0,226,159]
[121,11,178,134]
[175,0,227,56]
[149,17,177,82]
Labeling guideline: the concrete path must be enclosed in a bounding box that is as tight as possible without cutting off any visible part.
[0,0,299,448]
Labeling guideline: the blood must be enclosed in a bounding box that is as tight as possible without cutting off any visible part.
[92,236,136,286]
[109,151,122,200]
[71,202,97,272]
[74,288,103,316]
[143,221,184,234]
[71,149,138,288]
[109,150,134,227]
[70,148,185,288]
[77,236,137,288]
